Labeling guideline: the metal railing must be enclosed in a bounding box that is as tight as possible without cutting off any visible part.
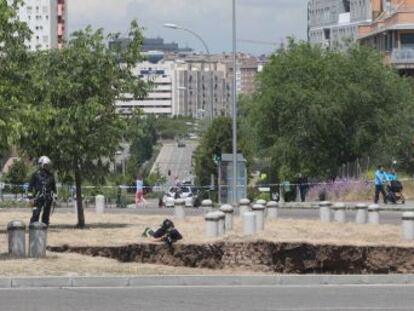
[391,48,414,64]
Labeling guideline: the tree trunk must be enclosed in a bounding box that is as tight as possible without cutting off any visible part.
[74,168,85,228]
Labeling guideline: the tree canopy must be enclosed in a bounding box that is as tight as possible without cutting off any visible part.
[20,21,148,228]
[251,40,414,180]
[0,0,31,151]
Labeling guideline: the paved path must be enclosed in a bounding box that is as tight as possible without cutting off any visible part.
[2,284,414,311]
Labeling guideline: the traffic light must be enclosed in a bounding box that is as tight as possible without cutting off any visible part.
[213,146,222,165]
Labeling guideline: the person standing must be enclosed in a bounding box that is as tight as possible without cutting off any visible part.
[374,165,389,204]
[28,156,56,226]
[297,173,309,202]
[135,175,145,208]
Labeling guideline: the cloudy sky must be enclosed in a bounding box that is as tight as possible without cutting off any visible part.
[68,0,309,55]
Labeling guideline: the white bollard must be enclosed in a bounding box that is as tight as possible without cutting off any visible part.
[266,201,278,219]
[319,201,332,223]
[185,197,193,208]
[251,204,266,231]
[220,204,234,231]
[174,199,185,219]
[215,211,226,236]
[256,199,267,217]
[28,222,48,258]
[332,202,346,223]
[368,204,380,225]
[7,220,26,258]
[95,195,105,214]
[166,198,175,209]
[243,212,257,236]
[239,198,251,217]
[205,212,219,238]
[201,199,213,214]
[355,203,368,224]
[402,212,414,241]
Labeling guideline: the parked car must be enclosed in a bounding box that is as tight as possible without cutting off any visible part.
[177,140,186,148]
[162,186,196,207]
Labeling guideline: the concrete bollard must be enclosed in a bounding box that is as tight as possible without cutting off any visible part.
[205,212,219,238]
[402,212,414,241]
[319,201,332,223]
[215,211,226,236]
[28,222,48,258]
[256,199,267,217]
[266,201,278,219]
[201,199,213,214]
[251,204,266,231]
[220,204,234,231]
[95,195,105,214]
[185,197,193,208]
[239,198,251,217]
[7,220,26,257]
[368,204,380,225]
[166,198,175,209]
[332,202,346,223]
[355,203,368,224]
[174,199,186,219]
[243,212,257,236]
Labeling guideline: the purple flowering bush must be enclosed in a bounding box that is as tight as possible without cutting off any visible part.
[306,178,372,202]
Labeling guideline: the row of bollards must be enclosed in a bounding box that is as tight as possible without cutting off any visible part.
[318,201,414,242]
[7,221,47,258]
[319,202,382,225]
[202,198,414,242]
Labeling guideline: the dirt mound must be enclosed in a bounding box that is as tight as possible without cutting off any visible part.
[49,241,414,274]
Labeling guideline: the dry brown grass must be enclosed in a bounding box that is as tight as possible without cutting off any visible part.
[0,210,412,276]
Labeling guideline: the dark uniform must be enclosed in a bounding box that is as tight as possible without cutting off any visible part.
[28,168,56,226]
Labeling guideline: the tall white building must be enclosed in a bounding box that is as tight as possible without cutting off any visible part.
[10,0,67,50]
[116,60,177,116]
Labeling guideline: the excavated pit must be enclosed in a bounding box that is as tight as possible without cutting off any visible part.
[49,241,414,274]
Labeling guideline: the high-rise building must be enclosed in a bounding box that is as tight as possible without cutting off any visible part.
[307,0,373,49]
[10,0,67,50]
[116,60,177,116]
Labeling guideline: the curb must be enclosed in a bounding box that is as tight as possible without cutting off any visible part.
[2,275,414,289]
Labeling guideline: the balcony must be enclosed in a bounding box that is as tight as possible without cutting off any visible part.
[391,48,414,68]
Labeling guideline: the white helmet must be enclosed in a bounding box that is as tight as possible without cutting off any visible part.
[38,156,51,167]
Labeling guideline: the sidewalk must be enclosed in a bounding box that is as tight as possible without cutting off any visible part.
[2,274,414,289]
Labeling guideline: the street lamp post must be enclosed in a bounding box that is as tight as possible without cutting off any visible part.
[163,23,214,121]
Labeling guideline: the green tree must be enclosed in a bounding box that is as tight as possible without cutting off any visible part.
[0,0,31,150]
[252,40,414,180]
[20,22,148,228]
[5,159,28,198]
[126,111,158,179]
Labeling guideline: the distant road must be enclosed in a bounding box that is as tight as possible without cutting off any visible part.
[151,141,197,182]
[2,284,414,311]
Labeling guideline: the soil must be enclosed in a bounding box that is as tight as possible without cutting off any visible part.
[49,241,414,274]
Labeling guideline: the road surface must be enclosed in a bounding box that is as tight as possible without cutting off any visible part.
[151,141,197,182]
[2,284,414,311]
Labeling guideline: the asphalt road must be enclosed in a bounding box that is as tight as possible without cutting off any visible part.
[151,141,197,182]
[2,284,414,311]
[0,202,408,224]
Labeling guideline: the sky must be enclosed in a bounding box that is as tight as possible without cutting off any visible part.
[68,0,309,55]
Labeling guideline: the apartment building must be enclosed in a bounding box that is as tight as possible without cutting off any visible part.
[10,0,67,50]
[308,0,373,49]
[358,0,414,74]
[116,60,177,116]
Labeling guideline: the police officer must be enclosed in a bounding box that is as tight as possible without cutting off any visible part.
[28,156,56,226]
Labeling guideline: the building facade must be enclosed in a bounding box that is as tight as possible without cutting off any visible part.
[116,61,177,116]
[308,0,373,49]
[11,0,67,51]
[358,0,414,74]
